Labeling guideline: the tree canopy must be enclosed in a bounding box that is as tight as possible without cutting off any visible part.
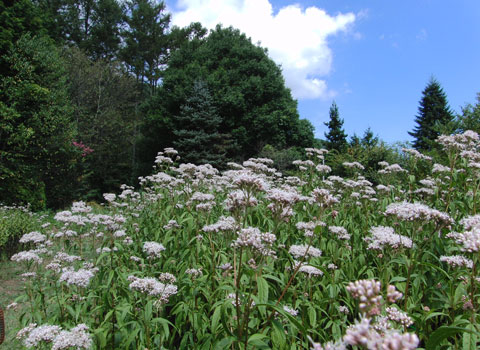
[141,25,315,166]
[324,101,347,152]
[409,78,454,151]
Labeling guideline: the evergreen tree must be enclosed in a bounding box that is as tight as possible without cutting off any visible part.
[409,78,454,151]
[324,101,347,152]
[172,80,226,167]
[121,0,170,92]
[35,0,124,60]
[143,25,314,166]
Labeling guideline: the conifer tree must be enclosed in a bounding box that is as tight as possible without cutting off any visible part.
[324,101,347,152]
[409,78,454,151]
[172,80,226,167]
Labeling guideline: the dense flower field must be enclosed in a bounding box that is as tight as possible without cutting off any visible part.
[6,131,480,349]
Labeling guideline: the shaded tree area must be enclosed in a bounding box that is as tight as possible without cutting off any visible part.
[63,48,140,199]
[0,35,77,209]
[0,0,316,208]
[140,25,315,169]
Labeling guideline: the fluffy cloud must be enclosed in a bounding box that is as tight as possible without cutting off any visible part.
[170,0,355,99]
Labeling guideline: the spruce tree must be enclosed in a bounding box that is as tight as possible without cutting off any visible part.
[409,78,454,151]
[324,101,347,152]
[172,80,226,167]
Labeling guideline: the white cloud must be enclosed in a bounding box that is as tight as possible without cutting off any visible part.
[170,0,356,100]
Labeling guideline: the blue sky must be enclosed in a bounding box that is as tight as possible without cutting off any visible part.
[165,0,480,144]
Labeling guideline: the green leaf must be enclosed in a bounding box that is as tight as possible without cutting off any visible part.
[215,336,235,350]
[211,305,222,333]
[94,328,107,348]
[272,319,287,349]
[462,324,478,350]
[308,307,317,328]
[426,326,477,350]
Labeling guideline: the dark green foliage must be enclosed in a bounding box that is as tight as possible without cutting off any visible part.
[0,0,45,72]
[457,93,480,133]
[172,80,226,167]
[326,128,399,182]
[409,78,454,151]
[88,0,124,59]
[146,25,314,164]
[0,206,40,257]
[0,35,77,209]
[121,0,170,91]
[258,145,304,173]
[35,0,124,60]
[324,101,347,152]
[63,47,139,199]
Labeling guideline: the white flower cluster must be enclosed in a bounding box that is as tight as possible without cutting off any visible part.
[432,163,450,173]
[233,171,269,192]
[202,216,237,233]
[447,227,480,252]
[316,164,332,174]
[385,201,453,225]
[386,306,413,327]
[341,317,419,350]
[243,158,277,175]
[305,147,328,159]
[288,244,322,259]
[346,279,382,316]
[19,231,46,244]
[11,250,43,264]
[71,201,92,213]
[292,159,315,170]
[188,191,216,211]
[185,268,203,277]
[224,190,258,211]
[378,164,407,174]
[266,187,300,206]
[59,267,96,288]
[289,261,323,277]
[328,226,351,240]
[54,210,89,226]
[143,241,166,259]
[18,323,92,350]
[364,226,413,251]
[311,188,339,207]
[283,305,299,316]
[439,255,473,269]
[163,220,180,230]
[402,148,433,161]
[460,214,480,230]
[231,227,276,257]
[296,221,325,237]
[343,162,365,170]
[127,275,178,303]
[387,285,403,303]
[437,130,479,152]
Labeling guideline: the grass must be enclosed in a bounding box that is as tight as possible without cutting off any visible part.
[0,258,26,349]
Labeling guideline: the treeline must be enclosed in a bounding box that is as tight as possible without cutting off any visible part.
[320,77,480,180]
[0,0,315,209]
